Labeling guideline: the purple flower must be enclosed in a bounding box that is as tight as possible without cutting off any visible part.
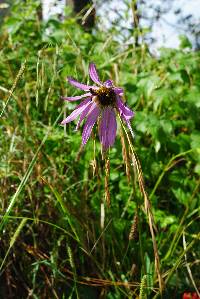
[61,63,134,149]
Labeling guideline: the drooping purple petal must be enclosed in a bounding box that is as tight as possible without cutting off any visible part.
[76,101,98,130]
[62,92,92,102]
[114,87,124,95]
[61,98,91,125]
[104,80,114,88]
[99,107,117,149]
[82,104,100,145]
[89,63,102,85]
[67,77,93,91]
[116,96,134,120]
[107,111,117,147]
[76,102,92,130]
[116,97,135,138]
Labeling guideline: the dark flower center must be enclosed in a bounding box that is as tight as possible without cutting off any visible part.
[90,87,116,107]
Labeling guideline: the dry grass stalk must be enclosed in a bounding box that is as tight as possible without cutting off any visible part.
[120,129,131,183]
[104,157,110,207]
[24,243,158,291]
[0,60,26,118]
[75,145,84,162]
[100,202,105,229]
[90,158,97,177]
[91,139,97,177]
[129,212,138,241]
[119,117,164,294]
[131,149,164,294]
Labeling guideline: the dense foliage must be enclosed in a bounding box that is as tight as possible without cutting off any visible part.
[0,1,200,298]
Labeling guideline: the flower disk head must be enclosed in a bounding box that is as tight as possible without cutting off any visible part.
[90,87,116,107]
[61,62,135,149]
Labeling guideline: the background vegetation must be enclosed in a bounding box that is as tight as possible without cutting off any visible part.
[0,0,200,298]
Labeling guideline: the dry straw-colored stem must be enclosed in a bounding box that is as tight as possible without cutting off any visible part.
[104,157,111,207]
[119,116,164,295]
[129,212,139,241]
[120,129,131,183]
[0,60,26,118]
